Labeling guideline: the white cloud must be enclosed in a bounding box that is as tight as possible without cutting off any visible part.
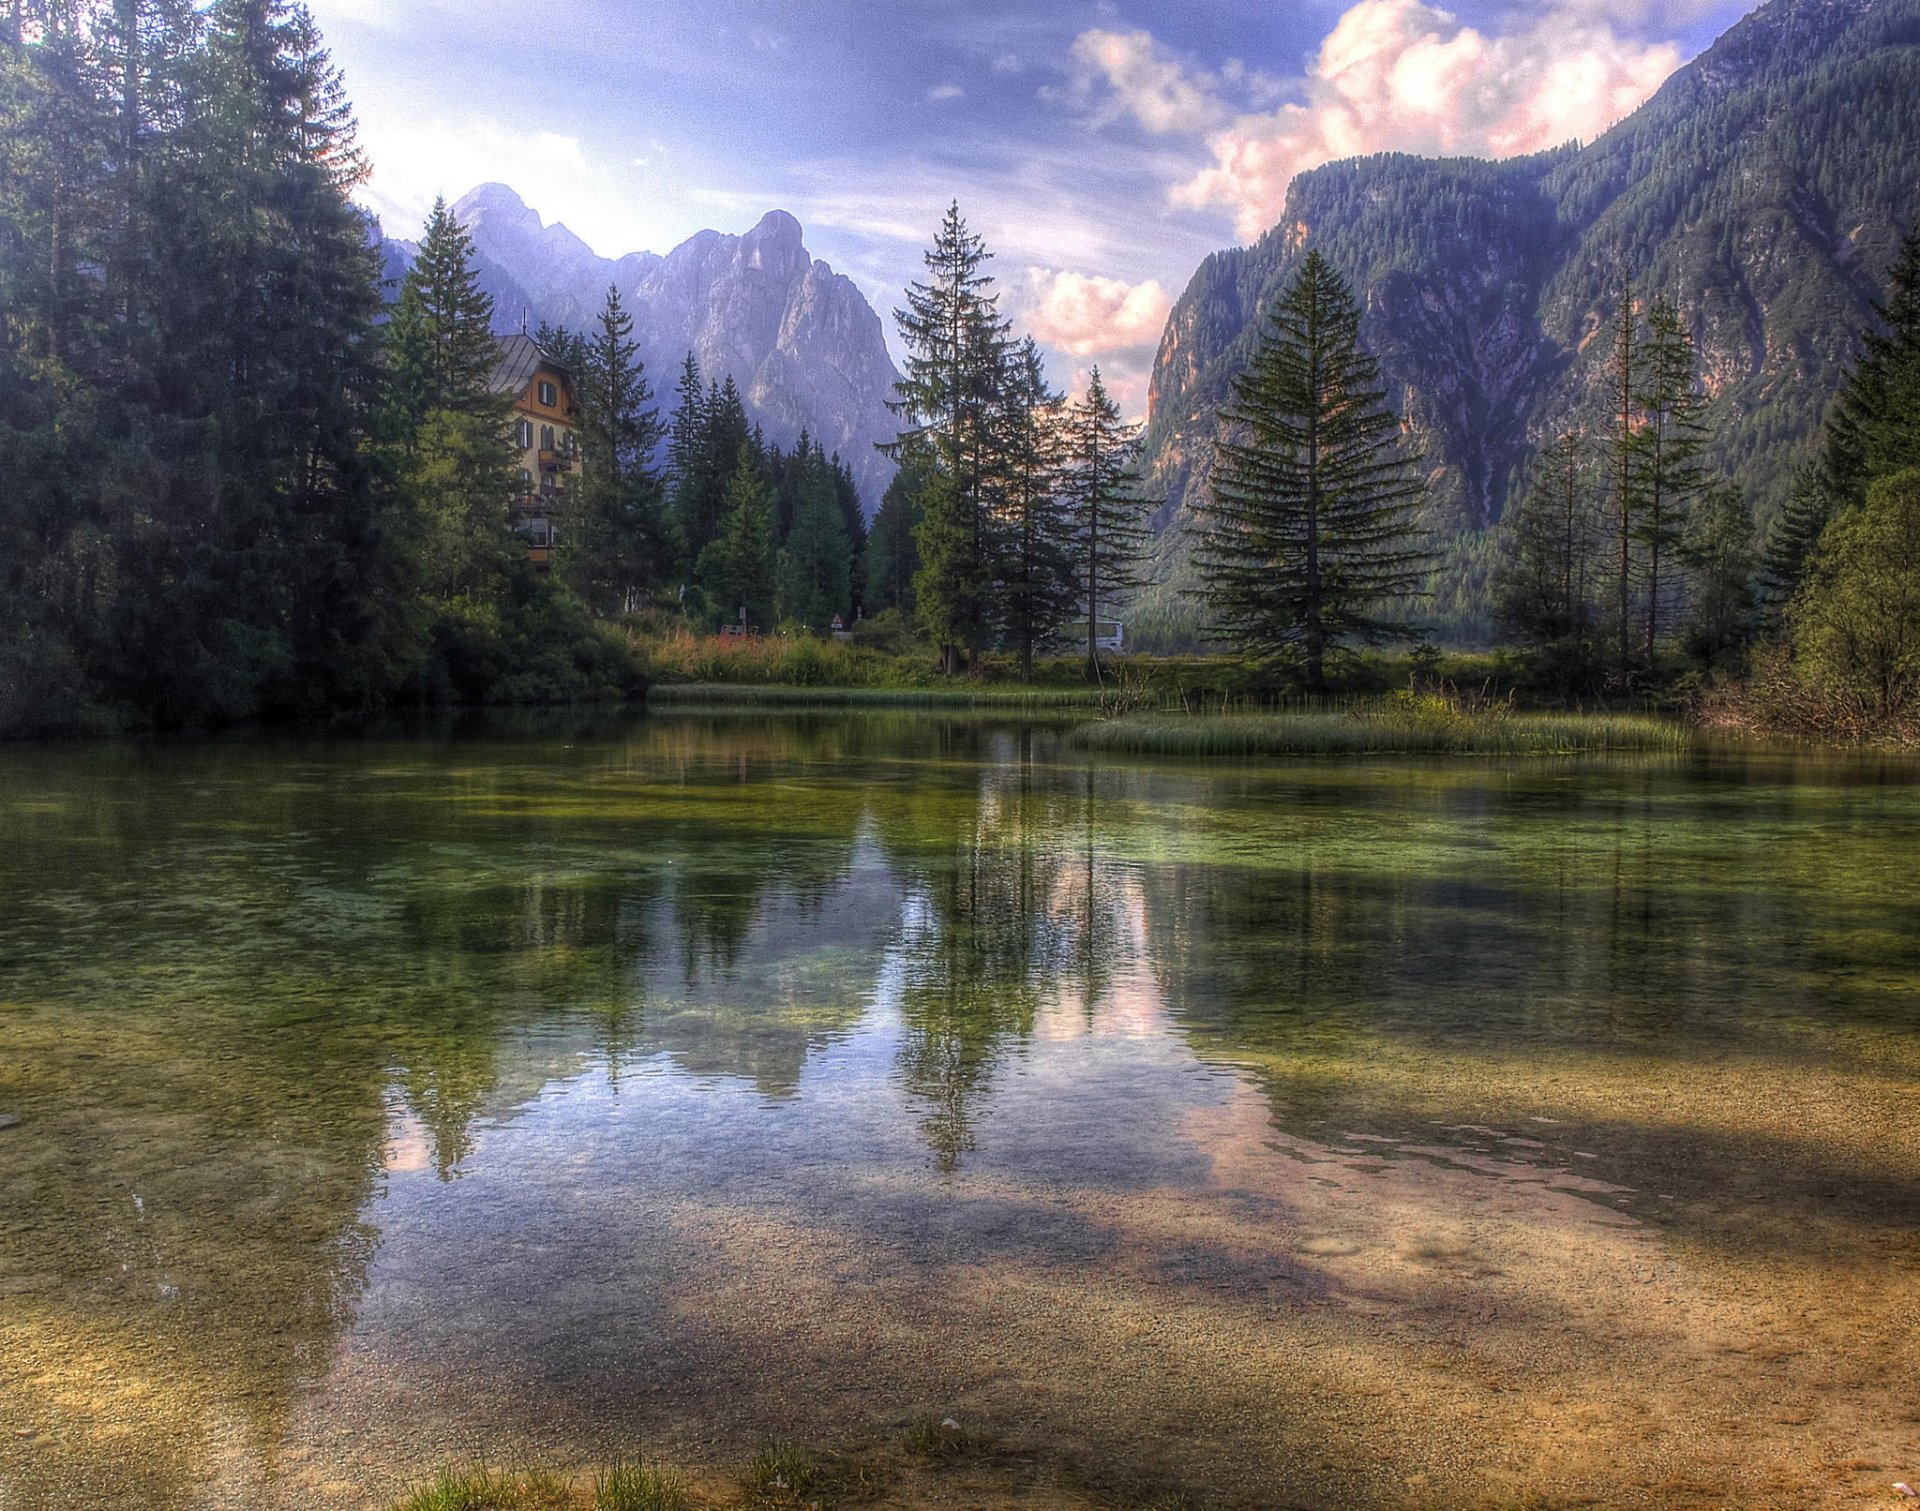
[1020,270,1171,360]
[991,51,1026,76]
[1070,29,1231,135]
[1170,0,1683,239]
[929,82,966,102]
[354,114,661,257]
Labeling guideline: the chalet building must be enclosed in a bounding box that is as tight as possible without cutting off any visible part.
[489,334,579,568]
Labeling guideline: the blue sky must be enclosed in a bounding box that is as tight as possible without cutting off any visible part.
[308,0,1755,410]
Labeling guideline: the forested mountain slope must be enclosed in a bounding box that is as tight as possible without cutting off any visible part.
[1137,0,1920,641]
[383,187,901,511]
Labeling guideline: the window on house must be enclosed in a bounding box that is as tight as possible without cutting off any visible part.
[520,468,533,490]
[541,424,556,452]
[516,419,533,448]
[538,380,557,407]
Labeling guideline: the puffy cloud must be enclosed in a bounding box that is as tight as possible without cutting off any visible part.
[928,82,966,102]
[1172,0,1683,239]
[1020,270,1172,361]
[1070,29,1231,136]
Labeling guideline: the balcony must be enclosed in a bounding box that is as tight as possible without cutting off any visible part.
[537,446,576,471]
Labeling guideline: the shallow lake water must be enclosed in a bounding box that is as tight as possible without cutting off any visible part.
[1,713,1916,1509]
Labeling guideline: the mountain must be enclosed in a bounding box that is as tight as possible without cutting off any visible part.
[1138,0,1920,636]
[383,186,901,511]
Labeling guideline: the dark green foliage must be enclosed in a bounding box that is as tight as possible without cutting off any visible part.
[864,445,928,616]
[774,467,852,631]
[1141,0,1920,629]
[890,201,1010,672]
[1059,367,1156,678]
[1681,483,1757,669]
[1757,464,1837,628]
[1789,468,1920,718]
[1822,222,1920,508]
[1491,431,1602,687]
[994,337,1077,679]
[0,5,644,734]
[562,285,668,613]
[698,442,777,630]
[1628,295,1711,658]
[1194,252,1433,690]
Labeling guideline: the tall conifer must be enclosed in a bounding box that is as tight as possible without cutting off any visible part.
[1194,251,1430,689]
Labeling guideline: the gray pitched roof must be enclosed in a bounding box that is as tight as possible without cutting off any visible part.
[488,334,572,397]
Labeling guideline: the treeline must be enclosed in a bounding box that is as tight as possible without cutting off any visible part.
[535,307,871,636]
[0,2,647,735]
[1490,228,1920,727]
[883,206,1159,678]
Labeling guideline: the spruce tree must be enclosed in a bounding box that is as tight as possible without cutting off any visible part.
[568,283,665,613]
[1492,431,1596,657]
[1630,295,1709,659]
[386,198,512,603]
[698,441,776,630]
[1059,366,1155,680]
[774,469,851,631]
[865,445,929,617]
[1824,225,1920,508]
[890,202,1010,673]
[387,198,498,424]
[1604,268,1639,679]
[994,336,1076,679]
[1680,483,1755,669]
[1194,251,1431,689]
[1757,464,1835,630]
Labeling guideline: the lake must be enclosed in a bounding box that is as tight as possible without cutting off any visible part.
[1,714,1915,1509]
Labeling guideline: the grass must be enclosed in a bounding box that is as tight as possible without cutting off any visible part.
[898,1415,991,1462]
[648,682,1105,709]
[393,1465,571,1511]
[592,1460,691,1511]
[1068,701,1688,759]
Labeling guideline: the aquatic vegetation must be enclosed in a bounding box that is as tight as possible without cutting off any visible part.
[592,1459,691,1511]
[650,682,1103,709]
[739,1442,824,1506]
[899,1415,990,1462]
[1068,704,1687,757]
[393,1464,571,1511]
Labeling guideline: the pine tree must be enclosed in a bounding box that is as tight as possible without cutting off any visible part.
[386,197,512,604]
[1492,431,1596,656]
[387,197,498,424]
[698,441,776,630]
[567,284,665,613]
[1059,366,1156,680]
[890,202,1010,673]
[774,468,851,631]
[1194,251,1431,689]
[1824,225,1920,508]
[678,373,748,564]
[1630,295,1709,660]
[1757,464,1835,630]
[1604,267,1639,679]
[994,337,1076,679]
[865,444,928,617]
[1680,483,1755,669]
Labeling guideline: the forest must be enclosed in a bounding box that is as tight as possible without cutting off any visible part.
[2,1,1918,739]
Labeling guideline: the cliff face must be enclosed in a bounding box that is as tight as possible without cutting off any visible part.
[387,188,901,513]
[1142,0,1920,544]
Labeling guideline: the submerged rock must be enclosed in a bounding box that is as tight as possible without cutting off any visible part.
[0,1114,21,1131]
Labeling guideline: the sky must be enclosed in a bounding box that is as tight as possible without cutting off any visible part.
[307,0,1756,414]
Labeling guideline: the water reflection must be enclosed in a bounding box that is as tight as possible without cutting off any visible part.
[1,718,1917,1509]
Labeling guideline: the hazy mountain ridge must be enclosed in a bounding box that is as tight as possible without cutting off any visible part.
[381,186,901,511]
[1142,0,1920,563]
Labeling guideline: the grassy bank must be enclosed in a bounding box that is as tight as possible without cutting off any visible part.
[389,1426,1190,1510]
[648,683,1105,709]
[1069,703,1687,758]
